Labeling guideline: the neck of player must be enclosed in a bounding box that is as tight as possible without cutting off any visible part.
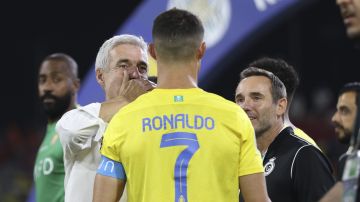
[256,120,285,155]
[156,59,200,89]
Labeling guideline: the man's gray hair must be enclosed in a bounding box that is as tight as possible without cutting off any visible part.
[95,34,148,71]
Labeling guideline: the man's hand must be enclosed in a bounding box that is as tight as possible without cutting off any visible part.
[100,71,156,122]
[108,70,155,102]
[118,78,155,102]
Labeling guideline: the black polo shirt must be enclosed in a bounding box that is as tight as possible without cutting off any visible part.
[263,127,335,202]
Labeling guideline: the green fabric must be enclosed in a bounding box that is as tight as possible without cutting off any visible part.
[34,122,64,202]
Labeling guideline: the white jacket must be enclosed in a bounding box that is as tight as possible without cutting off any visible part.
[56,103,127,202]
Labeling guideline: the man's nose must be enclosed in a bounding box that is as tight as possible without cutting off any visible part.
[239,98,252,111]
[40,79,54,92]
[127,66,141,79]
[331,112,339,124]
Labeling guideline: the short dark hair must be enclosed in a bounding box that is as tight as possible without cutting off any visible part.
[240,67,287,102]
[44,53,78,78]
[339,82,360,105]
[152,8,204,62]
[249,57,299,104]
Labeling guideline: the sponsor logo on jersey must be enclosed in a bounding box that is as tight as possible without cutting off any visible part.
[34,157,54,179]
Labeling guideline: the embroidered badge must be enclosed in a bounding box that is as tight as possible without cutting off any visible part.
[174,95,184,102]
[264,157,276,176]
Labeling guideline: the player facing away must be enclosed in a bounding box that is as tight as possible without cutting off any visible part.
[93,8,270,202]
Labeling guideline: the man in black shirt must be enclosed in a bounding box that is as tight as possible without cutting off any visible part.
[235,67,335,202]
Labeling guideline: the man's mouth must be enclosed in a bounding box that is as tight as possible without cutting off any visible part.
[334,127,344,134]
[246,114,256,120]
[342,11,355,25]
[43,97,55,104]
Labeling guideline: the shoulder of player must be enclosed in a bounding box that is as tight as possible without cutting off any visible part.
[61,102,100,118]
[271,129,323,162]
[291,144,332,171]
[56,102,101,130]
[109,95,148,122]
[271,128,313,155]
[201,92,244,112]
[288,143,333,180]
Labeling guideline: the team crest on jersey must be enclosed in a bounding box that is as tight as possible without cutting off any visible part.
[264,157,276,176]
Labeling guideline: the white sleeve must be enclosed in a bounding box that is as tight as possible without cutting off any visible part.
[56,103,107,156]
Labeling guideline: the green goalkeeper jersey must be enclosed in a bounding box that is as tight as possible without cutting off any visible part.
[34,122,65,202]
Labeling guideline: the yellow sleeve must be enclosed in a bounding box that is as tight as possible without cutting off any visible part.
[237,110,264,176]
[100,113,124,162]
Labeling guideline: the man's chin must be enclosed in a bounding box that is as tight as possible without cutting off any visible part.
[346,28,360,44]
[338,134,351,145]
[249,119,257,126]
[43,104,67,120]
[43,103,55,111]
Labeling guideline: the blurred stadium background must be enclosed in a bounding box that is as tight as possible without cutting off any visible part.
[1,0,359,201]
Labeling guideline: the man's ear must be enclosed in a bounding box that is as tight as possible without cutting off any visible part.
[276,98,288,117]
[96,68,105,88]
[196,41,206,60]
[72,78,80,93]
[148,43,157,60]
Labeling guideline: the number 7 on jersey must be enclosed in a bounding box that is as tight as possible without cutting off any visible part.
[160,132,200,202]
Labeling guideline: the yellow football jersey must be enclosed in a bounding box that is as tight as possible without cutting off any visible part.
[101,88,263,202]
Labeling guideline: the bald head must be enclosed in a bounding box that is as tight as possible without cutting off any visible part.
[42,53,78,80]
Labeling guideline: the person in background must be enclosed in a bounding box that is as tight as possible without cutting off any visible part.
[235,67,335,202]
[320,0,360,200]
[320,82,360,202]
[93,8,270,202]
[34,53,80,202]
[247,57,320,149]
[337,0,360,43]
[56,34,154,202]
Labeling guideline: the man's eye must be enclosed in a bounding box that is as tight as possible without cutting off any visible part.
[53,77,62,83]
[39,78,45,84]
[236,98,244,103]
[340,108,350,115]
[138,65,148,73]
[117,64,128,69]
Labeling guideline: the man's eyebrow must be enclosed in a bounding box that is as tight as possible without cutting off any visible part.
[249,92,264,97]
[235,93,244,100]
[115,59,130,65]
[339,105,350,110]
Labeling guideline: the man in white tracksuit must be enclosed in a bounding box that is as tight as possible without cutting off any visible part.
[56,34,155,202]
